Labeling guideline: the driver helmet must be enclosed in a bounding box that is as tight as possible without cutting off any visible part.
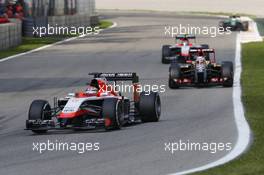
[85,85,98,94]
[196,56,205,64]
[182,39,189,46]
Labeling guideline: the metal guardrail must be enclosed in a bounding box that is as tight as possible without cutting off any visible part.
[0,19,21,51]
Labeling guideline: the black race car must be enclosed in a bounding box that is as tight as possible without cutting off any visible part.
[168,49,234,88]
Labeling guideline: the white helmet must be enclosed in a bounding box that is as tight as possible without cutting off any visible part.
[196,56,206,72]
[196,56,206,63]
[85,86,98,94]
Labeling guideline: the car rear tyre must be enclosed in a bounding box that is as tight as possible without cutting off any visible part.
[28,100,51,134]
[162,45,171,64]
[139,92,161,122]
[242,21,249,31]
[102,98,123,130]
[236,23,245,31]
[219,21,224,28]
[221,61,234,87]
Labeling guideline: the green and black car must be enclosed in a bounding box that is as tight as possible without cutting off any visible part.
[219,16,249,31]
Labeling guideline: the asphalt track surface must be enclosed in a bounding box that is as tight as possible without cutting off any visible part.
[0,12,238,175]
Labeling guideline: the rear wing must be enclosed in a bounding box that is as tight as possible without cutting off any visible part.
[89,72,140,102]
[176,34,196,40]
[89,72,139,83]
[189,48,215,53]
[189,48,216,63]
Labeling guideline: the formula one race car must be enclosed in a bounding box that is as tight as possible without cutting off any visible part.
[168,49,234,88]
[162,34,209,64]
[219,16,249,31]
[26,73,161,134]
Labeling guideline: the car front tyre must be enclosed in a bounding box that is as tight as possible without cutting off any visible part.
[28,100,51,134]
[221,61,234,87]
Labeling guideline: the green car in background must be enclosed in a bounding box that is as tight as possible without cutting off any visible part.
[219,16,249,31]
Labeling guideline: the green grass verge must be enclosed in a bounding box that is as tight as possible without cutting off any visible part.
[0,37,63,59]
[0,20,113,59]
[97,20,113,29]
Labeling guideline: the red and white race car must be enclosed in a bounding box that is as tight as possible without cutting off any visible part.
[26,73,161,134]
[162,34,209,64]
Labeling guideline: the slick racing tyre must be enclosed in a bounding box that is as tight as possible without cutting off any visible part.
[237,23,244,31]
[221,61,234,87]
[162,45,171,64]
[139,92,161,122]
[28,100,51,134]
[219,21,228,31]
[169,65,181,89]
[102,98,123,130]
[219,21,224,28]
[242,21,249,31]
